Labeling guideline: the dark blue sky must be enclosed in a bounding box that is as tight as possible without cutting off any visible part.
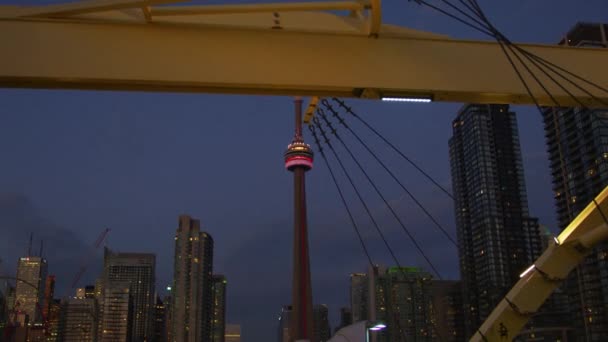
[1,1,607,341]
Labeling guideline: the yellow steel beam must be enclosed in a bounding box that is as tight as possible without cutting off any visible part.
[0,12,606,106]
[150,1,367,16]
[141,1,152,23]
[304,97,320,124]
[14,0,183,18]
[367,0,381,36]
[471,185,608,341]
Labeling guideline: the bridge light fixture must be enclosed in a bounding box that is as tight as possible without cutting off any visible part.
[381,96,432,103]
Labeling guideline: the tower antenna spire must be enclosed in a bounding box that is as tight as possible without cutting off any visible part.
[27,232,33,256]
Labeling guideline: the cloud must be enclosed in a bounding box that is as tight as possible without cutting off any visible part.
[0,193,95,297]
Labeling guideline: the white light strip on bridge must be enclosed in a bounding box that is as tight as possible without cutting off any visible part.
[381,96,432,103]
[519,264,536,278]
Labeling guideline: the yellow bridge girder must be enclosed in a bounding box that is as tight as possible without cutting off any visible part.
[0,0,607,107]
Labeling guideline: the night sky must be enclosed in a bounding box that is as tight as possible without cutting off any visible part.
[1,1,607,341]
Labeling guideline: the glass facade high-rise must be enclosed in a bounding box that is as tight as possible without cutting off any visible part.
[102,248,156,342]
[171,215,214,342]
[449,104,544,336]
[543,22,608,340]
[212,275,227,342]
[14,256,48,323]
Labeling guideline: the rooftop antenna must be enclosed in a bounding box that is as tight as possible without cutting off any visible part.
[39,240,44,258]
[27,232,33,256]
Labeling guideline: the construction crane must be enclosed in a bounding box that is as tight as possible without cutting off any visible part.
[0,1,607,339]
[70,227,110,291]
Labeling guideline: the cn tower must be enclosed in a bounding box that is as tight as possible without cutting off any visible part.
[284,97,315,341]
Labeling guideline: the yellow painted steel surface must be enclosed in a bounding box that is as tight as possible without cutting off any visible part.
[0,2,606,106]
[472,186,608,341]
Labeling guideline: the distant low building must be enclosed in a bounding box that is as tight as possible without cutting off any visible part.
[46,299,61,342]
[277,305,292,342]
[350,273,367,323]
[350,266,464,342]
[153,296,167,342]
[430,280,465,341]
[225,324,241,342]
[313,304,331,342]
[212,275,227,342]
[334,307,352,334]
[99,281,132,342]
[58,293,97,342]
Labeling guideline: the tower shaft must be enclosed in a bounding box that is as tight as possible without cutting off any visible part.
[286,97,314,342]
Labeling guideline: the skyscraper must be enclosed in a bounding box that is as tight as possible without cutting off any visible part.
[171,215,214,342]
[14,256,47,323]
[212,275,227,342]
[284,97,315,341]
[103,248,156,341]
[449,104,544,336]
[543,22,608,340]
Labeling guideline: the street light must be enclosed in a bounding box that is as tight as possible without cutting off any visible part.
[366,321,387,342]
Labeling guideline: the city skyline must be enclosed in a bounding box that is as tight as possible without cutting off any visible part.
[1,1,607,341]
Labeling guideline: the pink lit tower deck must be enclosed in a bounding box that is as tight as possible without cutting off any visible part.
[284,97,315,342]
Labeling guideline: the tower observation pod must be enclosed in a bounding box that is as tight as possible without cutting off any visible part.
[284,140,314,171]
[284,97,315,342]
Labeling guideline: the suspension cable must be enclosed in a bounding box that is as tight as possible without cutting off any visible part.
[310,116,446,341]
[315,109,443,279]
[307,124,375,268]
[311,117,405,271]
[332,98,455,200]
[323,99,458,246]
